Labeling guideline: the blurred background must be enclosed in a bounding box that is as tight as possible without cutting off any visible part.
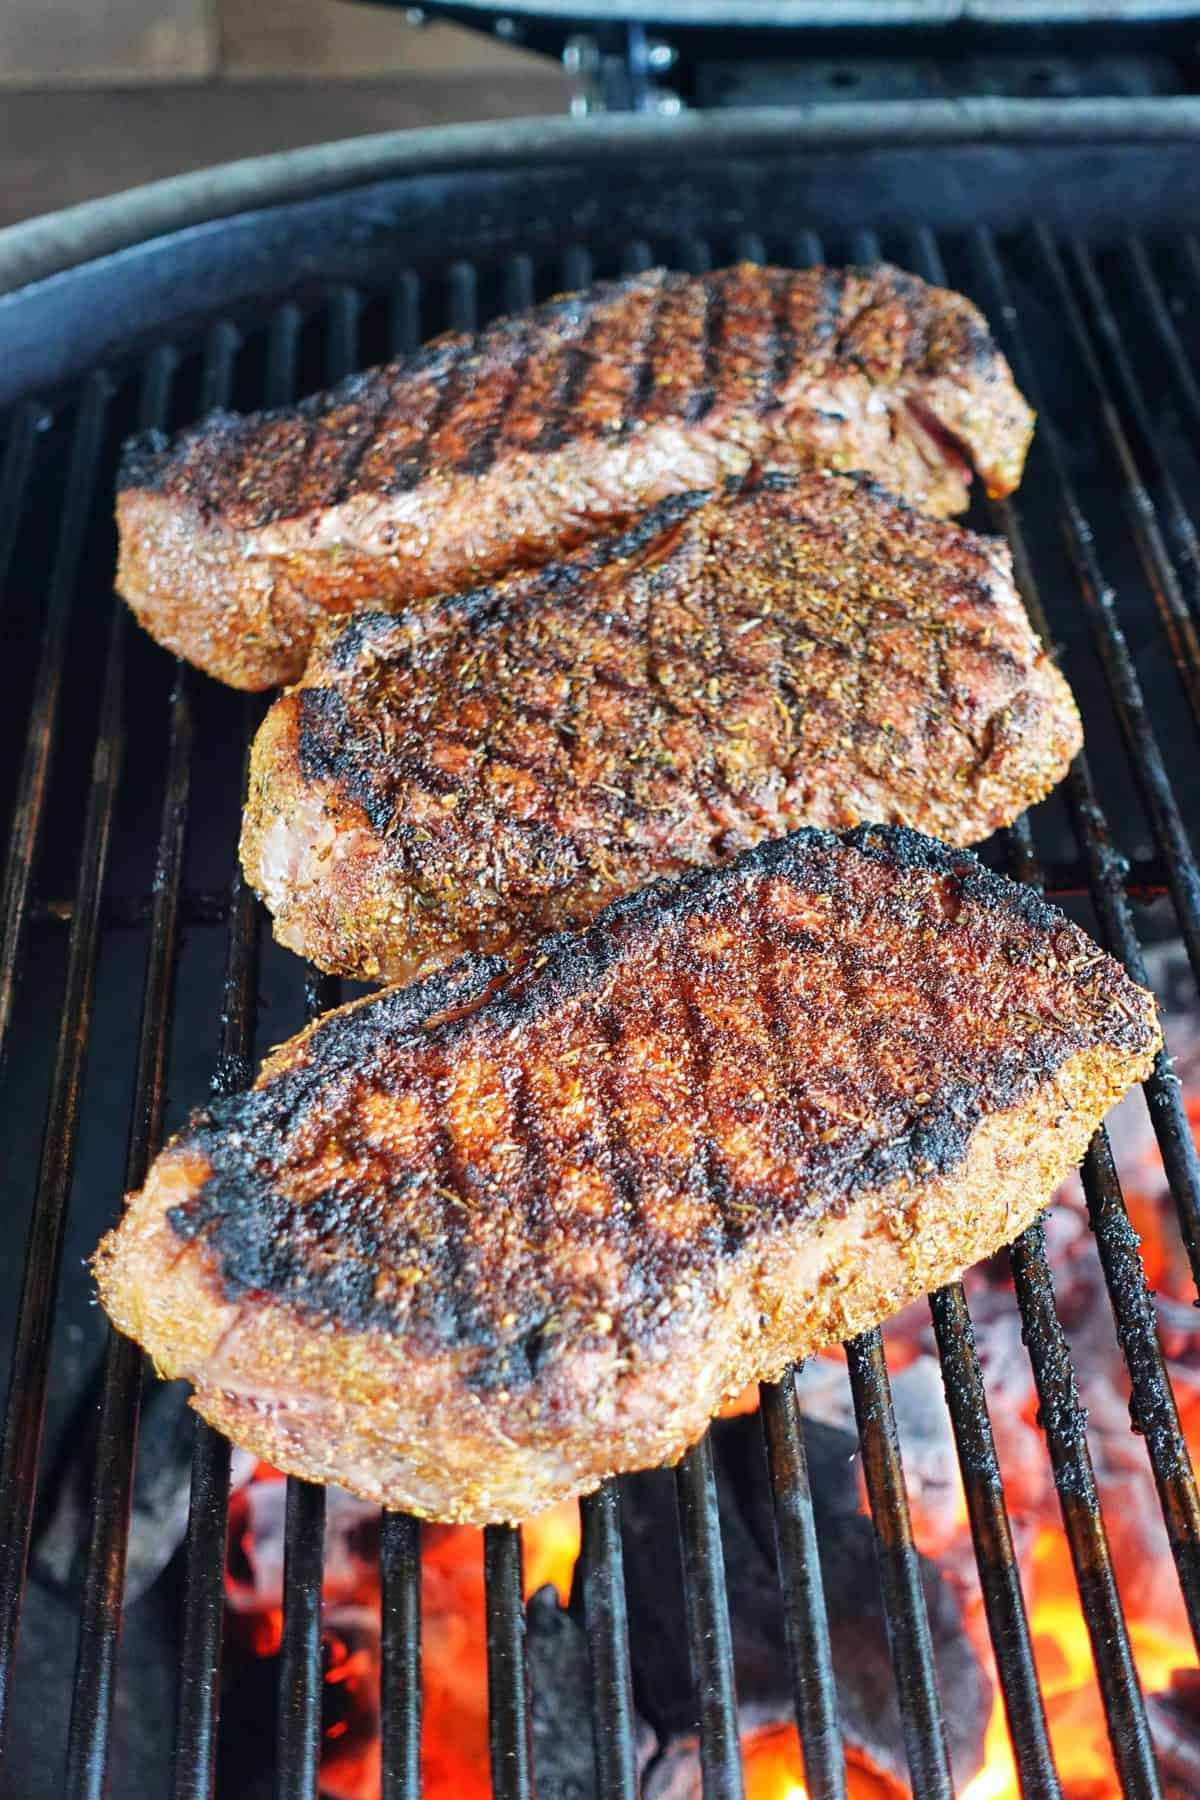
[0,0,567,226]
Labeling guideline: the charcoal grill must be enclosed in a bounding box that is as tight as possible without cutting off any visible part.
[1,107,1200,1799]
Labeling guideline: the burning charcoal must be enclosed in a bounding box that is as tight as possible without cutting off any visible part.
[617,1412,991,1792]
[226,1476,379,1615]
[791,1354,857,1435]
[33,1373,254,1602]
[1,1567,182,1799]
[718,1410,991,1788]
[884,1356,962,1556]
[1149,1669,1200,1797]
[320,1605,383,1800]
[527,1584,657,1798]
[793,1355,965,1554]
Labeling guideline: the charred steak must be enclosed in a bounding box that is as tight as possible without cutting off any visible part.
[241,472,1081,985]
[116,262,1035,688]
[94,827,1157,1523]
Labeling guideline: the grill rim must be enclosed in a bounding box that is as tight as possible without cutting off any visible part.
[3,100,1200,295]
[1,105,1199,411]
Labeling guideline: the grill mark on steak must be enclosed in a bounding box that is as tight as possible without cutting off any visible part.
[761,266,797,416]
[422,1051,481,1349]
[530,345,589,455]
[530,285,631,456]
[629,272,675,419]
[573,273,666,441]
[670,964,735,1244]
[638,275,710,425]
[116,263,1037,690]
[445,319,537,477]
[235,409,323,530]
[685,278,727,425]
[245,472,1080,986]
[299,370,393,513]
[150,827,1157,1353]
[388,353,474,494]
[326,373,396,509]
[594,1004,649,1241]
[353,350,454,497]
[94,826,1162,1518]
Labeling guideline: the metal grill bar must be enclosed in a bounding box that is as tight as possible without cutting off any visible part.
[1128,239,1200,442]
[1175,236,1200,388]
[504,252,535,316]
[276,1479,328,1799]
[172,693,263,1800]
[971,228,1200,991]
[0,400,44,627]
[391,272,421,359]
[171,769,261,1800]
[758,1372,846,1800]
[273,280,353,1796]
[1038,233,1200,727]
[846,1329,954,1800]
[674,1433,743,1800]
[170,311,251,1800]
[0,374,108,1076]
[998,495,1200,1293]
[0,383,119,1761]
[1070,238,1200,600]
[1081,1129,1200,1653]
[1009,1223,1162,1800]
[1003,809,1200,1667]
[579,1483,638,1800]
[173,1428,234,1800]
[928,1285,1062,1800]
[910,222,1164,1800]
[380,1512,422,1800]
[913,211,1200,1302]
[484,1526,534,1800]
[65,645,192,1796]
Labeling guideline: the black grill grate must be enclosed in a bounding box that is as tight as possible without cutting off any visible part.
[0,216,1199,1800]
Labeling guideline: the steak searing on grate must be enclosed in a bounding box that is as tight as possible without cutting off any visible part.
[116,262,1035,688]
[241,472,1081,984]
[94,827,1157,1523]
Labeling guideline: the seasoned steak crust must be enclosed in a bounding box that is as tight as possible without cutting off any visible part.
[116,262,1035,688]
[241,472,1081,984]
[94,827,1157,1523]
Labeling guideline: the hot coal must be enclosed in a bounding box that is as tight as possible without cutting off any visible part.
[0,1561,182,1800]
[614,1409,992,1792]
[793,1354,966,1554]
[527,1585,657,1799]
[1148,1669,1200,1798]
[34,1374,253,1602]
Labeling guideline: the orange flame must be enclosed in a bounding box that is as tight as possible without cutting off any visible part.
[522,1500,581,1604]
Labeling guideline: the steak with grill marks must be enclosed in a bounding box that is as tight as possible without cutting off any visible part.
[93,827,1157,1523]
[116,262,1035,688]
[241,472,1081,984]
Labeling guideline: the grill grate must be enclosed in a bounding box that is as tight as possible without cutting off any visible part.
[0,216,1199,1800]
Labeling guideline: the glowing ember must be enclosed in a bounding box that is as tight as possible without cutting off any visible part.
[225,964,1200,1799]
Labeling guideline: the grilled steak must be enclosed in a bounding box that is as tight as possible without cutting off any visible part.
[116,262,1035,688]
[94,826,1157,1523]
[241,472,1081,985]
